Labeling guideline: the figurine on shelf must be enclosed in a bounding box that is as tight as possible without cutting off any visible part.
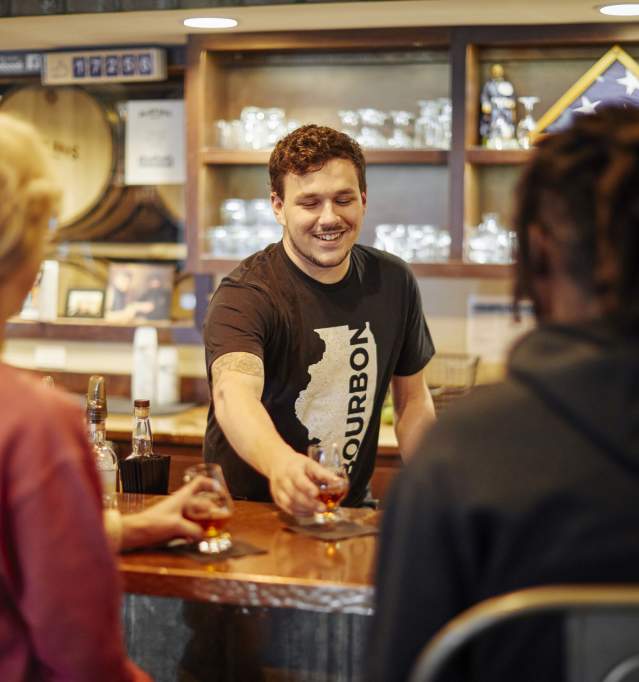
[480,63,518,149]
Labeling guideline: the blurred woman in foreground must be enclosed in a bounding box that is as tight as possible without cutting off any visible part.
[0,113,205,680]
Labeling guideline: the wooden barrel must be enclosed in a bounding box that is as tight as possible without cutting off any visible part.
[155,184,185,228]
[0,85,117,229]
[1,86,174,242]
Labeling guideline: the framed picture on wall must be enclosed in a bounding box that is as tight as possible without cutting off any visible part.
[65,288,105,319]
[104,262,174,323]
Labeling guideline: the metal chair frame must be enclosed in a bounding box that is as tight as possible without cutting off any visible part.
[408,584,639,682]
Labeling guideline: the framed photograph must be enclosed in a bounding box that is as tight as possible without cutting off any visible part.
[104,262,174,323]
[65,288,105,319]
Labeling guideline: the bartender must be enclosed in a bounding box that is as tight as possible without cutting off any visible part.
[202,124,436,516]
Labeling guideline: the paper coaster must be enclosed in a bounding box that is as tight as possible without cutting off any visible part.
[284,521,379,542]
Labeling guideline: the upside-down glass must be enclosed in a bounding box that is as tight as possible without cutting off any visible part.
[516,96,540,150]
[308,443,350,525]
[183,463,234,553]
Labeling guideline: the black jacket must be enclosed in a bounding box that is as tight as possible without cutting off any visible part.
[369,321,639,682]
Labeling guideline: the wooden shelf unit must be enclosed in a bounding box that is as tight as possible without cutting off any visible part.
[185,24,639,280]
[5,318,201,344]
[465,147,533,165]
[200,148,449,166]
[186,29,456,274]
[457,23,639,229]
[53,241,188,262]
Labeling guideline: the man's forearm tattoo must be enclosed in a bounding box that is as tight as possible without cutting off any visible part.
[212,353,263,385]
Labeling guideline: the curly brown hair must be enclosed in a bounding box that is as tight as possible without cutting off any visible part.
[268,124,366,199]
[513,105,639,327]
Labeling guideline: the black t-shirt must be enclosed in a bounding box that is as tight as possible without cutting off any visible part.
[203,242,434,506]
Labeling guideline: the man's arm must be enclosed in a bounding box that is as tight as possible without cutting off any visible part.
[211,352,337,515]
[104,477,217,552]
[391,368,436,462]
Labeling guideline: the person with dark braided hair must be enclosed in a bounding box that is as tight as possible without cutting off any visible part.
[369,105,639,682]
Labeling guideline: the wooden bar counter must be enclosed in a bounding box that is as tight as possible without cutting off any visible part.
[119,494,379,614]
[118,494,381,681]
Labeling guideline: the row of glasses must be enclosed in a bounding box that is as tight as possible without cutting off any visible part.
[373,223,451,262]
[414,98,452,149]
[220,197,276,226]
[338,98,452,150]
[214,106,301,150]
[464,213,517,264]
[206,197,283,258]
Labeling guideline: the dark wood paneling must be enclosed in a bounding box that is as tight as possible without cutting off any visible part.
[459,22,639,47]
[448,30,468,260]
[189,28,451,54]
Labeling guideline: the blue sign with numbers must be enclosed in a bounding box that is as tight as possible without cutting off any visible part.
[72,57,86,78]
[89,56,102,77]
[105,55,120,76]
[122,54,136,76]
[138,53,152,76]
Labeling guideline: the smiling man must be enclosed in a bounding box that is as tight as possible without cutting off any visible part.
[203,124,436,516]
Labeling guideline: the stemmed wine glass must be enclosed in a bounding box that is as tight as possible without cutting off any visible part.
[183,463,234,554]
[308,443,350,525]
[517,96,540,149]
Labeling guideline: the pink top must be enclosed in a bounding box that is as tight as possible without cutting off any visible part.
[0,363,150,682]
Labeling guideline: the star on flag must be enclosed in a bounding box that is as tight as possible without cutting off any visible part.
[616,69,639,96]
[574,96,601,115]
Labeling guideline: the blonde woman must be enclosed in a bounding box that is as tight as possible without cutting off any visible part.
[0,113,157,681]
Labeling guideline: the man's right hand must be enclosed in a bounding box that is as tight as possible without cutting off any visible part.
[268,451,340,517]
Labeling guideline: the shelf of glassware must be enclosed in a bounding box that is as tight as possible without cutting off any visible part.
[200,148,449,166]
[465,147,535,165]
[198,256,511,280]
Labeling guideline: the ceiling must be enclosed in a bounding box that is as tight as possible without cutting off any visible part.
[1,1,638,51]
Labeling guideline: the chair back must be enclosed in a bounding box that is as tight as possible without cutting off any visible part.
[408,585,639,682]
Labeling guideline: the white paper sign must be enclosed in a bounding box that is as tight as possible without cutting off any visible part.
[125,100,185,185]
[466,295,536,363]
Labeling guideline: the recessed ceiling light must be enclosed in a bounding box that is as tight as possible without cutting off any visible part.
[599,3,639,15]
[183,17,238,29]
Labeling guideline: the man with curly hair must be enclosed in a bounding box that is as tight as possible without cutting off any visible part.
[203,124,436,516]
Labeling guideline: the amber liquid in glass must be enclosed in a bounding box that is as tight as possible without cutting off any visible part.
[317,479,348,511]
[186,506,231,537]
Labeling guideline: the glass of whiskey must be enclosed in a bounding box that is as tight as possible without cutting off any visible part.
[308,443,349,525]
[183,463,234,553]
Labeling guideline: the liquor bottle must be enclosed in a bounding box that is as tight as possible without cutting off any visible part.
[86,375,118,503]
[120,399,169,494]
[131,399,153,458]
